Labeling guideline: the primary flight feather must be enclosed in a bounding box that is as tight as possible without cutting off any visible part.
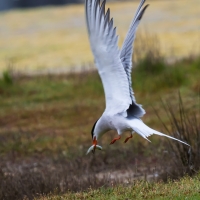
[85,0,189,154]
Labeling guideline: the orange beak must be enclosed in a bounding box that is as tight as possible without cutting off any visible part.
[86,137,102,155]
[92,136,97,153]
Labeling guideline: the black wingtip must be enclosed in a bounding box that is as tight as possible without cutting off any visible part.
[138,4,149,20]
[100,0,106,18]
[104,8,110,29]
[105,8,110,19]
[101,0,106,5]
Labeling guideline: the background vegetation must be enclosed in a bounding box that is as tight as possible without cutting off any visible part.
[0,53,199,199]
[0,0,199,72]
[0,1,200,199]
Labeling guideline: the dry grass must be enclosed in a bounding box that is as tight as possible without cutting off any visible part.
[0,136,162,200]
[0,0,199,73]
[154,92,200,180]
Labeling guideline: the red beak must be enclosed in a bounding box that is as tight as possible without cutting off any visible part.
[92,136,97,153]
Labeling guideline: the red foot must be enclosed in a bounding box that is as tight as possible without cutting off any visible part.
[124,135,133,143]
[110,136,121,144]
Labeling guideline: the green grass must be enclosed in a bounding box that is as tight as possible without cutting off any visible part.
[38,173,200,200]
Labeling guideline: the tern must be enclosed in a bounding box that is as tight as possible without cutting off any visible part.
[86,0,189,154]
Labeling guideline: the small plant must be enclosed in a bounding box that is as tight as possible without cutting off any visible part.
[156,92,200,178]
[2,70,13,85]
[133,32,166,75]
[0,60,14,87]
[135,51,166,75]
[132,33,187,93]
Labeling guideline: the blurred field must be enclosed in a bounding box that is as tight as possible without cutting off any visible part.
[0,54,199,199]
[0,0,199,73]
[0,57,199,152]
[0,0,200,199]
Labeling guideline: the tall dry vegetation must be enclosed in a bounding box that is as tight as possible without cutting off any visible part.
[155,93,200,180]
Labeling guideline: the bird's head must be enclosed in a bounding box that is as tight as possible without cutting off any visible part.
[86,120,102,154]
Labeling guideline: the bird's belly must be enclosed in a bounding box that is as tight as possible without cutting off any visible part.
[108,115,132,133]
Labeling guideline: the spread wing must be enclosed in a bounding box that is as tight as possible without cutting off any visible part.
[120,0,149,118]
[85,0,131,115]
[85,0,148,117]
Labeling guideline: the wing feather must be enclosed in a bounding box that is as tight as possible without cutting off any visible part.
[86,0,133,115]
[120,1,149,118]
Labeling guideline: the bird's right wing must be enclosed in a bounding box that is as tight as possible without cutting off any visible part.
[85,0,132,115]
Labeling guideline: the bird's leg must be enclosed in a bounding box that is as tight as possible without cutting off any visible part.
[124,135,132,143]
[110,135,121,144]
[124,131,135,143]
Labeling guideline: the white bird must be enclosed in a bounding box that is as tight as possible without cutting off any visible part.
[85,0,189,154]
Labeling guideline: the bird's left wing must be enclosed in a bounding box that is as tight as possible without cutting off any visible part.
[85,0,132,115]
[120,0,149,117]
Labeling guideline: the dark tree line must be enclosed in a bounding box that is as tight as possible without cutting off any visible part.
[0,0,84,11]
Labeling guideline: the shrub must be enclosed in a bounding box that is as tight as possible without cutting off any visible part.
[155,92,200,179]
[2,70,13,85]
[134,32,166,75]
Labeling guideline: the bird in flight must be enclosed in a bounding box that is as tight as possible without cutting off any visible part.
[85,0,189,154]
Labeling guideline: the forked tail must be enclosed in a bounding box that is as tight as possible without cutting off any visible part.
[131,118,190,146]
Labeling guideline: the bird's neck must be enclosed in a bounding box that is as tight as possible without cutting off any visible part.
[94,116,110,139]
